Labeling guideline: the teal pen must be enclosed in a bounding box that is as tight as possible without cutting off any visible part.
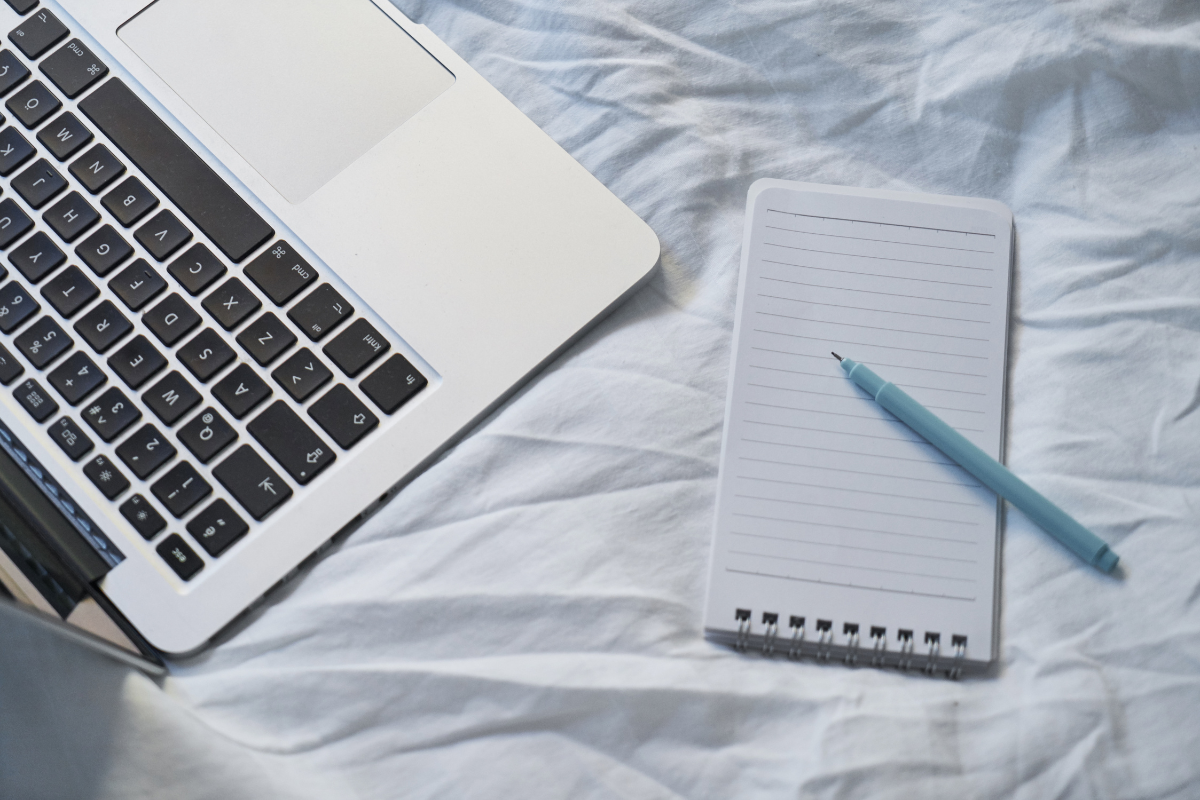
[832,353,1119,574]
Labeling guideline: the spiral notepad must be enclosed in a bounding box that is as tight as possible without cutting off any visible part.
[703,180,1013,677]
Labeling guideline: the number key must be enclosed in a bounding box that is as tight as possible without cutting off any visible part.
[13,314,71,368]
[150,461,211,518]
[47,350,105,404]
[0,280,39,333]
[82,386,140,442]
[115,422,176,479]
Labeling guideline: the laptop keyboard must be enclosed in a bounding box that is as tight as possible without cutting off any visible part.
[0,3,428,581]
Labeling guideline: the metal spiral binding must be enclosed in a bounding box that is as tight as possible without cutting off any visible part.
[815,619,833,661]
[787,616,805,659]
[843,623,860,666]
[897,629,914,670]
[923,633,941,675]
[734,608,751,651]
[761,613,779,655]
[948,635,967,680]
[870,626,887,666]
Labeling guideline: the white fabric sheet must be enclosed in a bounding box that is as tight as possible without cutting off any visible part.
[4,0,1200,796]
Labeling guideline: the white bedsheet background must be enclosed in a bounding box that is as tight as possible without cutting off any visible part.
[4,0,1200,796]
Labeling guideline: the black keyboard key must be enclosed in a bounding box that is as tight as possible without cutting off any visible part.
[134,209,191,261]
[11,157,65,207]
[151,461,210,518]
[5,80,59,128]
[0,126,33,175]
[308,385,379,449]
[0,50,30,96]
[187,499,248,558]
[0,197,31,249]
[13,314,69,367]
[287,283,353,341]
[156,534,203,581]
[47,350,103,404]
[119,494,164,540]
[39,39,108,99]
[323,318,389,377]
[69,143,124,193]
[143,371,200,426]
[7,8,67,58]
[40,264,97,317]
[82,453,129,500]
[0,340,22,384]
[167,242,225,296]
[177,407,236,463]
[74,299,131,352]
[13,377,54,420]
[361,353,427,414]
[142,293,200,346]
[76,224,131,276]
[202,277,260,330]
[79,79,274,262]
[213,445,291,521]
[244,241,317,305]
[101,175,157,226]
[43,191,99,242]
[107,334,167,389]
[213,363,271,419]
[36,111,92,160]
[2,0,36,14]
[0,278,37,332]
[271,347,331,402]
[108,258,166,310]
[116,423,176,479]
[49,415,92,461]
[8,230,63,281]
[177,328,235,382]
[82,387,140,442]
[248,400,335,485]
[236,312,295,366]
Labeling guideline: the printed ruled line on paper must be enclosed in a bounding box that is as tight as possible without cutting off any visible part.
[736,475,980,508]
[727,551,978,584]
[738,455,978,488]
[756,274,993,307]
[725,568,977,601]
[765,208,997,245]
[752,329,989,361]
[731,512,978,544]
[755,309,991,342]
[740,437,959,467]
[762,224,993,254]
[756,283,991,323]
[762,241,995,273]
[747,363,990,395]
[748,348,989,378]
[744,400,986,433]
[745,384,987,416]
[731,531,978,564]
[742,420,929,447]
[762,259,992,289]
[733,493,980,526]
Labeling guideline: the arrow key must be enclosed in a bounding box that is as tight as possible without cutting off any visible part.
[212,363,271,419]
[247,400,335,485]
[308,385,378,449]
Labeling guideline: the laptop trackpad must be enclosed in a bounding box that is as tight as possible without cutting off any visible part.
[119,0,454,204]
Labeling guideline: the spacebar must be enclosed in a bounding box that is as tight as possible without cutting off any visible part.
[78,78,273,263]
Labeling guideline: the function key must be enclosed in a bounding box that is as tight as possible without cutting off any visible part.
[0,51,30,96]
[13,314,70,368]
[115,422,176,479]
[108,258,166,310]
[2,0,37,14]
[119,494,165,540]
[0,126,34,175]
[43,190,100,242]
[360,354,427,414]
[177,406,236,463]
[167,243,225,295]
[156,534,203,581]
[271,347,331,402]
[13,377,55,421]
[39,38,108,98]
[49,415,92,461]
[213,363,271,419]
[7,8,68,58]
[11,157,66,207]
[5,79,60,128]
[323,318,389,377]
[287,283,352,341]
[134,209,191,261]
[76,224,132,275]
[107,334,167,389]
[8,230,64,281]
[142,370,200,426]
[177,328,235,382]
[151,461,211,518]
[212,445,292,521]
[69,143,124,193]
[0,197,32,248]
[47,350,104,404]
[142,292,200,346]
[81,386,140,441]
[101,176,158,227]
[82,453,129,500]
[236,312,296,366]
[247,400,335,485]
[36,111,92,160]
[244,241,317,305]
[308,385,378,450]
[0,279,38,332]
[40,264,98,317]
[0,340,22,384]
[73,299,132,352]
[187,499,248,558]
[201,277,260,330]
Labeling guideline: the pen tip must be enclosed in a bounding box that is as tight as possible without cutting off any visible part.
[831,352,843,361]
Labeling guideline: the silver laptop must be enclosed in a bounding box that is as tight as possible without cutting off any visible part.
[0,0,658,658]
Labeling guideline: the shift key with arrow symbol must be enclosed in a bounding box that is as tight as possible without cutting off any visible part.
[247,400,336,485]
